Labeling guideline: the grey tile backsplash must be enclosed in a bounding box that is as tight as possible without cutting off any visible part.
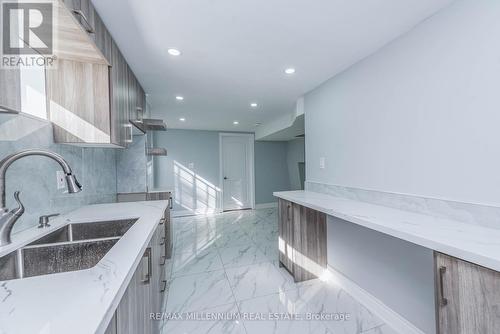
[0,117,118,233]
[116,135,147,194]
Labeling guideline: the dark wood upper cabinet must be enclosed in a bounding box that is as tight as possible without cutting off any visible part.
[110,39,131,147]
[52,0,107,65]
[93,10,112,62]
[1,0,145,147]
[47,0,146,147]
[78,0,96,35]
[63,0,95,35]
[47,58,111,145]
[0,69,22,114]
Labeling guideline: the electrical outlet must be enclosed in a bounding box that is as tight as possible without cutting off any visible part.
[319,157,326,169]
[56,170,65,189]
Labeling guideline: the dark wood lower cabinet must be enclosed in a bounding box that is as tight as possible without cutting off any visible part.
[104,220,169,334]
[435,252,500,334]
[152,219,167,333]
[116,246,152,334]
[292,204,327,281]
[116,192,172,262]
[278,199,327,282]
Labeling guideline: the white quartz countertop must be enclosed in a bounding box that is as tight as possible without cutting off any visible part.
[0,200,168,334]
[274,191,500,272]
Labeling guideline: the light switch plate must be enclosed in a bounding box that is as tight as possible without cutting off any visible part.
[56,170,65,189]
[319,157,326,169]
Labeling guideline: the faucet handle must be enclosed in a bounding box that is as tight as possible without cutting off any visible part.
[38,213,60,228]
[10,191,25,217]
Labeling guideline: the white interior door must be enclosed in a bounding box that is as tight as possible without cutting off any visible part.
[220,134,254,211]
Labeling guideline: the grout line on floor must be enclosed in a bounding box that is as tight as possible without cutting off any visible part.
[216,233,250,334]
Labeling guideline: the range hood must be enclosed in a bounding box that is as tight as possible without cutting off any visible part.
[130,118,167,132]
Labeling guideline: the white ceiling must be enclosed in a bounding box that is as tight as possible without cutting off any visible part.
[93,0,453,132]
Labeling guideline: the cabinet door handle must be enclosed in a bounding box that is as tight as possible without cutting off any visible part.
[136,107,144,121]
[124,124,133,143]
[439,266,448,306]
[141,248,152,284]
[287,204,291,221]
[160,280,168,293]
[169,196,173,209]
[71,9,95,34]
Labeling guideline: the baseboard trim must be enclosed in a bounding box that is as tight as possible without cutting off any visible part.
[255,202,278,209]
[326,265,425,334]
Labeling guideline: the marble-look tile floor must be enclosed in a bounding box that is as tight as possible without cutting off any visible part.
[160,208,398,334]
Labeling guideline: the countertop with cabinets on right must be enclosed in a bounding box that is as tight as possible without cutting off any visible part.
[274,190,500,334]
[274,190,500,272]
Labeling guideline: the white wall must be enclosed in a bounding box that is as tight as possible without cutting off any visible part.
[306,0,500,206]
[153,129,291,213]
[286,138,305,190]
[154,129,221,214]
[254,141,291,204]
[328,216,436,334]
[304,1,500,332]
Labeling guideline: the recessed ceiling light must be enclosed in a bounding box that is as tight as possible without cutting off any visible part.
[284,68,296,74]
[176,96,184,101]
[179,117,186,122]
[168,48,181,56]
[250,103,258,108]
[233,121,239,125]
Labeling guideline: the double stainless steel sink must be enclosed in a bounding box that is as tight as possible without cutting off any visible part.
[0,219,137,281]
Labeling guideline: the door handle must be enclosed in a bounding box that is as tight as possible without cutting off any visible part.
[141,248,152,284]
[223,176,228,180]
[124,124,133,143]
[438,266,448,306]
[160,280,168,293]
[71,9,95,34]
